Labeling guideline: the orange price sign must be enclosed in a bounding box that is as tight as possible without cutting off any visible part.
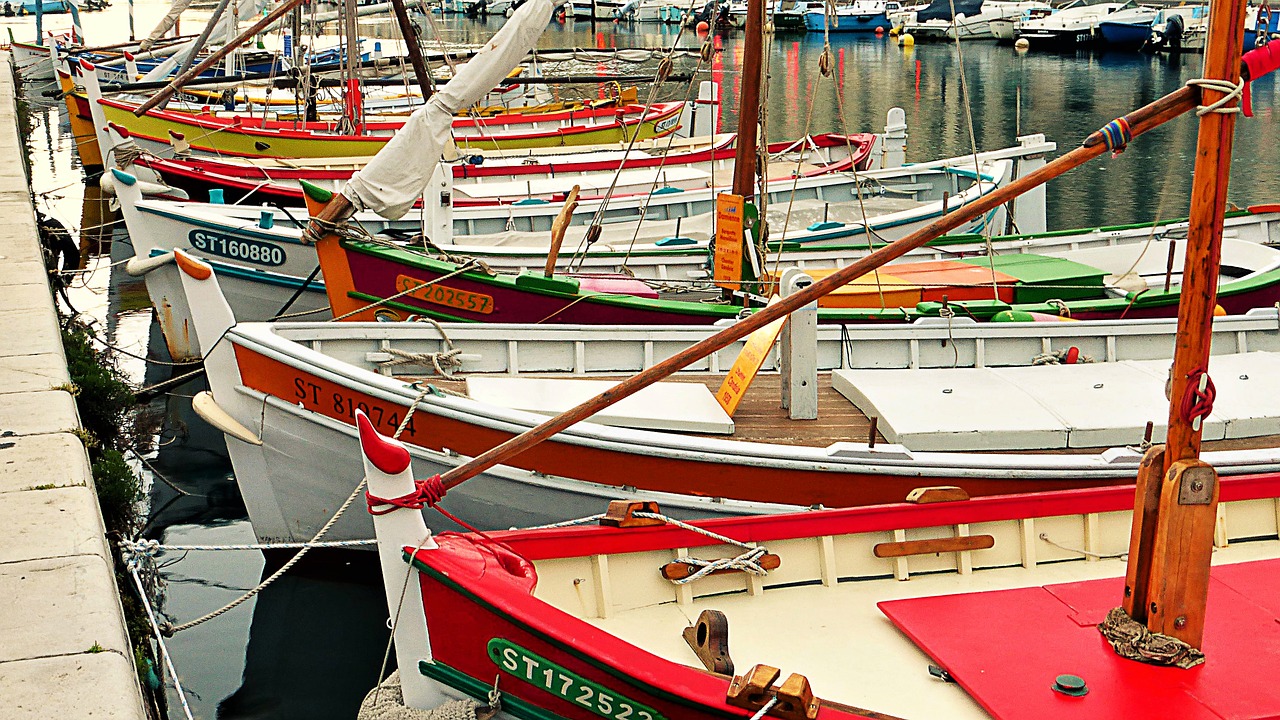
[716,296,787,417]
[714,193,745,290]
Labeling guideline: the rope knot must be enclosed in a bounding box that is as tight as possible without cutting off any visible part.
[366,475,447,515]
[1187,77,1245,117]
[119,538,161,570]
[1179,368,1216,430]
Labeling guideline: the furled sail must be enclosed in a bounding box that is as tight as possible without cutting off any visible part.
[138,0,192,51]
[343,0,554,220]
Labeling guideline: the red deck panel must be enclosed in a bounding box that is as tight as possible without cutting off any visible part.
[879,558,1280,720]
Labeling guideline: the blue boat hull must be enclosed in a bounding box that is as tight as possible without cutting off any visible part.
[805,10,889,31]
[1097,20,1152,48]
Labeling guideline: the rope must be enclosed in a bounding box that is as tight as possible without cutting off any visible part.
[1187,77,1245,116]
[367,475,447,515]
[1178,368,1216,430]
[125,565,195,720]
[1032,347,1095,365]
[749,697,779,720]
[1037,532,1125,560]
[121,537,377,553]
[1097,607,1205,668]
[631,510,772,585]
[134,383,436,635]
[380,348,463,378]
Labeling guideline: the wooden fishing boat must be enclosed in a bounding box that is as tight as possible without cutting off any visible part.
[346,0,1280,714]
[167,246,1280,544]
[306,192,1280,327]
[83,77,687,158]
[125,131,876,208]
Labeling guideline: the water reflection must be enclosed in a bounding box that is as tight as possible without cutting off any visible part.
[18,10,1280,717]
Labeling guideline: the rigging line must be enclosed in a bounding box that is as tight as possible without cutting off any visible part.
[569,9,706,271]
[945,0,999,302]
[577,31,696,237]
[827,43,886,309]
[613,33,716,272]
[769,70,824,283]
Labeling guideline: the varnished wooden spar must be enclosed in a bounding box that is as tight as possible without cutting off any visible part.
[134,0,310,115]
[1123,0,1249,649]
[732,0,765,199]
[389,0,434,102]
[432,84,1201,492]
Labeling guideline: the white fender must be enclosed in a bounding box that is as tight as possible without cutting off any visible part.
[124,250,175,277]
[192,390,262,445]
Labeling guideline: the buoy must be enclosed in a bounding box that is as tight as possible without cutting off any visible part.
[900,32,914,46]
[1214,304,1227,316]
[696,20,710,32]
[1014,37,1030,50]
[889,25,899,36]
[875,25,884,34]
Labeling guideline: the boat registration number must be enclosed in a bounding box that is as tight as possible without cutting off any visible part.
[395,274,494,314]
[488,638,665,720]
[188,230,286,267]
[654,113,680,134]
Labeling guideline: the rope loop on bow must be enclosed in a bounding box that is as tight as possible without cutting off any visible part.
[366,475,447,515]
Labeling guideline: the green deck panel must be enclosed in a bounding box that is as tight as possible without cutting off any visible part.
[957,254,1107,303]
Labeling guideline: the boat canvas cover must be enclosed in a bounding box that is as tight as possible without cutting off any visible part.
[915,0,983,23]
[343,0,555,219]
[880,558,1280,719]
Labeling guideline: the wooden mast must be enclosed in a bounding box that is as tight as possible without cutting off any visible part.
[389,0,434,102]
[134,0,309,115]
[1121,0,1248,648]
[731,0,764,199]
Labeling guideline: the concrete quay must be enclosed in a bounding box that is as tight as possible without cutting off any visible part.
[0,53,148,719]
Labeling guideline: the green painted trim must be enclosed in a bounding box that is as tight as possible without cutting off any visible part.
[487,638,665,720]
[299,180,334,203]
[419,660,567,720]
[403,551,739,718]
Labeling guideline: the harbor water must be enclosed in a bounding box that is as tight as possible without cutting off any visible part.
[19,1,1280,716]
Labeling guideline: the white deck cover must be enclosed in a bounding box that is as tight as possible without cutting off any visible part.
[833,352,1280,451]
[465,377,734,434]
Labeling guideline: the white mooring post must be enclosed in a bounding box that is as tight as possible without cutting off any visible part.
[1010,133,1048,234]
[881,107,908,169]
[780,267,818,420]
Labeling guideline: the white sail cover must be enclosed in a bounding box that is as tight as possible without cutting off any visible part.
[139,0,192,51]
[343,0,554,220]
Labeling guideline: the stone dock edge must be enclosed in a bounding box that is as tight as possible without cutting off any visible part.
[0,52,148,719]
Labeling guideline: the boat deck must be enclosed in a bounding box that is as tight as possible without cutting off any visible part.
[425,370,1280,454]
[567,540,1280,719]
[430,373,888,447]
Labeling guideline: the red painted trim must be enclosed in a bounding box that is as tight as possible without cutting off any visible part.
[99,96,684,144]
[493,473,1280,562]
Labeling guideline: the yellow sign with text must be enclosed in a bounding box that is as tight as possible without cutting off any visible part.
[714,193,744,289]
[716,297,787,417]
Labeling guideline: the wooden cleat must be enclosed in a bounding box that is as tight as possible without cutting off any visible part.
[599,500,666,528]
[905,486,970,504]
[727,664,781,712]
[682,609,734,674]
[775,673,821,720]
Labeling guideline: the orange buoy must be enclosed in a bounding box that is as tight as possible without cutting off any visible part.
[1214,305,1227,316]
[875,26,884,34]
[696,20,710,32]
